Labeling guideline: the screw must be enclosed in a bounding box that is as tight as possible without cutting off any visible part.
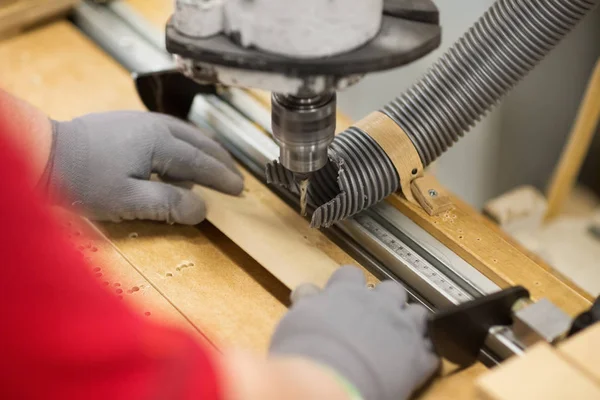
[428,189,438,197]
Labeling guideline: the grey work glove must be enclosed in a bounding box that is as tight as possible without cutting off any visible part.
[42,111,243,225]
[270,266,440,400]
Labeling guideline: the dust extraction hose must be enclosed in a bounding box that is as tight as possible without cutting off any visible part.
[301,0,599,228]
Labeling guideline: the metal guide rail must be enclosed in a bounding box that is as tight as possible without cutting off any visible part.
[73,0,527,365]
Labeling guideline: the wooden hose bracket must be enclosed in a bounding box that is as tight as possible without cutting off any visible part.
[354,111,453,215]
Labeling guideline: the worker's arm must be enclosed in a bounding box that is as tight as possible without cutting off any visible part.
[0,88,244,225]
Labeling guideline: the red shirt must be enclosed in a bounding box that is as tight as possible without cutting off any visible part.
[0,131,221,399]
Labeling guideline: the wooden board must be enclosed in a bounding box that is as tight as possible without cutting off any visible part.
[546,58,600,219]
[388,193,592,316]
[195,173,369,289]
[558,323,600,384]
[0,0,79,39]
[476,342,600,399]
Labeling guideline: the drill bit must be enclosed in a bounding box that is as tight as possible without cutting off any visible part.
[298,176,310,217]
[265,162,311,217]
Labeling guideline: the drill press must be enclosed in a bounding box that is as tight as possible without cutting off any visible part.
[165,0,441,214]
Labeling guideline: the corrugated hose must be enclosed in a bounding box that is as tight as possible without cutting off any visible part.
[267,0,598,228]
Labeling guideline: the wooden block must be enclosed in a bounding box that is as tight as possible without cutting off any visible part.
[477,342,600,400]
[483,185,548,234]
[411,174,454,216]
[558,323,600,384]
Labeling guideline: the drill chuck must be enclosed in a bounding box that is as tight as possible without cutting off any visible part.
[271,93,336,175]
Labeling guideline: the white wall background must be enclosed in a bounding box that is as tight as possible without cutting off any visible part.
[337,1,600,209]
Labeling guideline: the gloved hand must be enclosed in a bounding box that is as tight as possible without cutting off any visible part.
[41,111,243,225]
[270,266,440,400]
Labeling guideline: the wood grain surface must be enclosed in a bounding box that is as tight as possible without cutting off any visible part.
[546,58,600,220]
[476,342,600,399]
[0,0,79,39]
[0,22,143,119]
[58,210,209,341]
[558,323,600,384]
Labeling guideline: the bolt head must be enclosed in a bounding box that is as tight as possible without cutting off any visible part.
[428,189,438,197]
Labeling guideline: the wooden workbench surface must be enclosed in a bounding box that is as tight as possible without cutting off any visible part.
[0,7,590,398]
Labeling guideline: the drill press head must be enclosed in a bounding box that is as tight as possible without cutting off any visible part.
[165,0,441,215]
[271,91,337,215]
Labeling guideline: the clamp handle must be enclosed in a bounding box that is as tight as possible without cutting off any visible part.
[428,286,530,368]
